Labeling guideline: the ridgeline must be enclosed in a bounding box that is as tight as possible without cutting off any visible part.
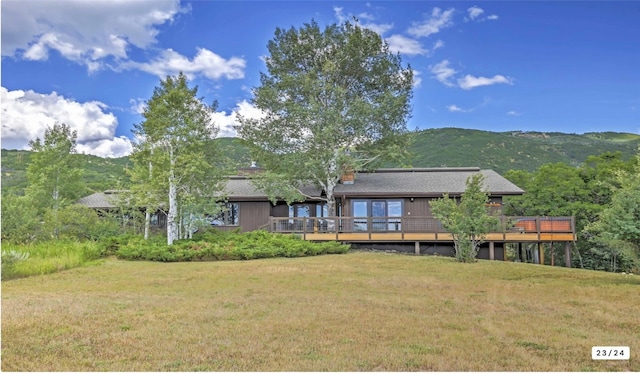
[3,128,639,196]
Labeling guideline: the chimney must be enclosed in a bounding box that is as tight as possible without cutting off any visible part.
[340,166,355,184]
[237,161,264,175]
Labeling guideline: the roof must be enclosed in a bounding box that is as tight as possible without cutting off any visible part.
[77,168,524,207]
[76,190,123,209]
[224,167,523,199]
[224,176,322,200]
[334,168,524,197]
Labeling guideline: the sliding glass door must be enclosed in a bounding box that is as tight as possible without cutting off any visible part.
[351,199,403,232]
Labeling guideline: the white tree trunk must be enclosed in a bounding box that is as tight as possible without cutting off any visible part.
[144,158,152,240]
[144,210,150,240]
[167,146,179,245]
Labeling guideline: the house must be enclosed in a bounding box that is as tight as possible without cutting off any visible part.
[216,167,576,264]
[76,190,167,229]
[78,167,576,264]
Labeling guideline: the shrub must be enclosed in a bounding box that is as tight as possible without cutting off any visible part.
[115,230,350,262]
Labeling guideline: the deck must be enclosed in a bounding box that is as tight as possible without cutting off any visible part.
[267,216,576,243]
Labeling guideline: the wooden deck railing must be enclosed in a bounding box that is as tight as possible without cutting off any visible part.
[266,216,576,242]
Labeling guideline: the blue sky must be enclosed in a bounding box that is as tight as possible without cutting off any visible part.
[2,1,639,158]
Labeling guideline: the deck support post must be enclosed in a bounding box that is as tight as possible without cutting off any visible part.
[489,241,495,261]
[565,242,572,268]
[538,243,544,265]
[414,241,420,255]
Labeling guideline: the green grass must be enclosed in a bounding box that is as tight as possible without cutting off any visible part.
[1,241,103,280]
[2,252,639,371]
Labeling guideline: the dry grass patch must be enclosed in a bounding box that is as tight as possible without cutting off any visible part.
[2,252,639,371]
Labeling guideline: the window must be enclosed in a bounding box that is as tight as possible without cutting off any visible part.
[211,203,239,226]
[351,199,404,231]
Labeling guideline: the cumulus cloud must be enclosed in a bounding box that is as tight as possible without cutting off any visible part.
[507,110,521,116]
[467,6,484,20]
[412,71,423,88]
[430,60,457,87]
[386,35,427,56]
[0,87,132,158]
[334,6,393,35]
[407,7,455,38]
[210,100,266,138]
[121,48,246,81]
[430,61,513,90]
[458,74,513,90]
[1,0,188,71]
[487,15,499,20]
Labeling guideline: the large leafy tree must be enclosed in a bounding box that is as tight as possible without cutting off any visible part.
[586,149,640,269]
[431,174,499,263]
[131,73,224,245]
[26,123,84,214]
[237,19,413,214]
[503,153,638,271]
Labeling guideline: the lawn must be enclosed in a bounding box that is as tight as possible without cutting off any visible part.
[2,252,638,371]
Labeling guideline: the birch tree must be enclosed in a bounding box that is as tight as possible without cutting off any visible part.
[26,123,84,238]
[237,19,413,214]
[132,73,224,245]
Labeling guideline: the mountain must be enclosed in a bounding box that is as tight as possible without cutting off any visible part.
[406,128,640,173]
[2,128,638,195]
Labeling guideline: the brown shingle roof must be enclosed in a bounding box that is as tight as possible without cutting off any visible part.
[334,168,524,196]
[78,168,524,206]
[223,168,523,198]
[76,190,123,209]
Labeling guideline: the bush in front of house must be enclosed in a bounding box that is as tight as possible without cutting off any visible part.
[115,229,350,262]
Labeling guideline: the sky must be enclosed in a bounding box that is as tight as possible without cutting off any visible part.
[2,1,639,158]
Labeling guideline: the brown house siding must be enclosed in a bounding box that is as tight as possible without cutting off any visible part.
[271,202,289,218]
[238,201,271,232]
[406,197,432,217]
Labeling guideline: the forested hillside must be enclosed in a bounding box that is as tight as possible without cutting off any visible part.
[2,128,639,196]
[406,128,640,173]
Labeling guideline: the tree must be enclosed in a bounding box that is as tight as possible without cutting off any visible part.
[131,73,225,245]
[1,194,41,243]
[25,123,84,237]
[431,173,499,263]
[237,19,413,214]
[503,153,638,271]
[586,149,640,270]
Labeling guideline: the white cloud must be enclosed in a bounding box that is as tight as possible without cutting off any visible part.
[0,87,132,158]
[447,104,470,112]
[210,100,266,138]
[467,6,484,20]
[458,74,513,90]
[507,111,521,116]
[129,98,147,115]
[334,6,393,35]
[386,35,427,56]
[121,48,246,81]
[412,71,423,88]
[465,6,499,22]
[408,7,455,38]
[430,61,513,90]
[432,39,445,51]
[430,60,457,87]
[76,137,134,158]
[2,0,188,71]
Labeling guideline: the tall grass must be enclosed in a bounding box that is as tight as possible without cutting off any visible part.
[1,241,102,280]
